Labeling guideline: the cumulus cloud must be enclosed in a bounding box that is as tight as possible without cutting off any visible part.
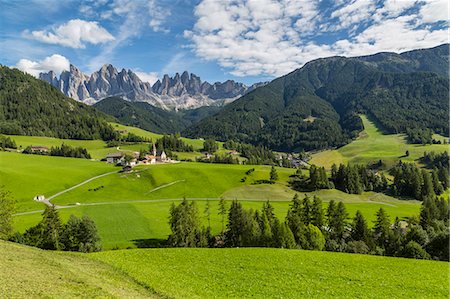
[15,54,70,77]
[185,0,448,77]
[28,19,115,48]
[134,71,159,85]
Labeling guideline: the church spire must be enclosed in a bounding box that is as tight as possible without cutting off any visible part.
[152,142,157,156]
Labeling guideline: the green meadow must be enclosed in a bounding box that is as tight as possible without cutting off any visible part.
[93,248,449,298]
[2,240,447,298]
[310,115,449,169]
[6,150,420,249]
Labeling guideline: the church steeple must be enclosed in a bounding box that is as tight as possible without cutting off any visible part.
[152,142,157,156]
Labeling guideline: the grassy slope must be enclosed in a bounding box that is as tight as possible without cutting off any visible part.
[0,241,154,298]
[310,115,449,169]
[5,150,419,249]
[0,151,115,211]
[93,248,449,299]
[3,241,447,298]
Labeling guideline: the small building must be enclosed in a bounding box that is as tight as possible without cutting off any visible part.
[121,165,132,172]
[33,195,45,202]
[228,150,239,155]
[30,146,49,153]
[106,152,125,164]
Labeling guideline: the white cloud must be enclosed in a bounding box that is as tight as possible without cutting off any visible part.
[28,19,115,48]
[15,54,70,77]
[88,0,170,71]
[134,71,159,85]
[186,0,448,77]
[418,0,448,23]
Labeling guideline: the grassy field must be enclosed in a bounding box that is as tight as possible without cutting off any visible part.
[0,241,153,298]
[2,241,447,298]
[4,150,421,249]
[92,247,449,298]
[0,151,115,211]
[14,197,420,249]
[310,115,449,169]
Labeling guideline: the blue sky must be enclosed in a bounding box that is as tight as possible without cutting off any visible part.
[0,0,447,85]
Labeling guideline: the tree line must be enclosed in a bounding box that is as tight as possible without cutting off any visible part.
[23,143,92,159]
[290,160,448,201]
[167,195,449,261]
[9,205,101,253]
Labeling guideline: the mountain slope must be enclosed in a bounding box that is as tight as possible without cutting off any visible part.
[0,66,116,140]
[94,97,187,134]
[185,45,449,151]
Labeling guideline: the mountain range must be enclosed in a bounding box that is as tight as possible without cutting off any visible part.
[39,65,266,110]
[185,44,449,151]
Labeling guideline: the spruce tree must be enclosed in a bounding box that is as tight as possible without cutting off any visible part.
[311,196,324,229]
[38,205,63,250]
[218,197,227,233]
[421,170,435,200]
[373,208,391,249]
[225,200,246,247]
[351,210,369,243]
[300,195,311,225]
[277,222,296,249]
[270,166,278,182]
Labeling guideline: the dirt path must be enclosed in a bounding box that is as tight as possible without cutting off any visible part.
[36,171,119,207]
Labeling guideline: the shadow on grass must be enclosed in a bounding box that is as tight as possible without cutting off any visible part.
[132,238,168,248]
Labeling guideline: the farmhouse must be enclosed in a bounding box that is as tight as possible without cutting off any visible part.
[106,152,139,166]
[30,146,49,153]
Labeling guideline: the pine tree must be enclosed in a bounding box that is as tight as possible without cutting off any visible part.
[431,169,444,195]
[300,195,311,225]
[262,200,275,227]
[351,210,370,244]
[259,212,273,247]
[204,200,211,229]
[311,196,324,229]
[421,170,435,199]
[225,200,246,247]
[218,197,227,233]
[373,208,391,249]
[270,166,278,182]
[38,205,63,250]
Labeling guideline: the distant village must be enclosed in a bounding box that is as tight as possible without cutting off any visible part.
[106,143,178,171]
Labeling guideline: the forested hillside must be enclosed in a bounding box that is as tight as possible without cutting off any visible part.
[185,44,449,151]
[0,66,116,140]
[94,96,221,134]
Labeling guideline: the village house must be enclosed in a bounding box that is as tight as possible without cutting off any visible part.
[106,151,139,166]
[30,146,49,153]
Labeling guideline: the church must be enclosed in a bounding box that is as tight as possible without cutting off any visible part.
[142,143,169,164]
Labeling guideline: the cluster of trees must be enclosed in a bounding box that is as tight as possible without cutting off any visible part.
[154,134,194,152]
[0,66,117,141]
[224,141,276,165]
[167,194,449,261]
[331,164,388,194]
[11,206,101,253]
[290,165,332,191]
[203,139,218,154]
[107,132,149,147]
[291,160,447,201]
[196,154,239,164]
[0,135,16,149]
[23,144,91,159]
[391,162,447,200]
[405,128,437,144]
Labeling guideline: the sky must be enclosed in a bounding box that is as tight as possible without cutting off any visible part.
[0,0,448,85]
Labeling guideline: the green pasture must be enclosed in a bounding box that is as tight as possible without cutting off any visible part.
[0,241,153,298]
[2,241,447,298]
[310,115,449,169]
[92,247,449,298]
